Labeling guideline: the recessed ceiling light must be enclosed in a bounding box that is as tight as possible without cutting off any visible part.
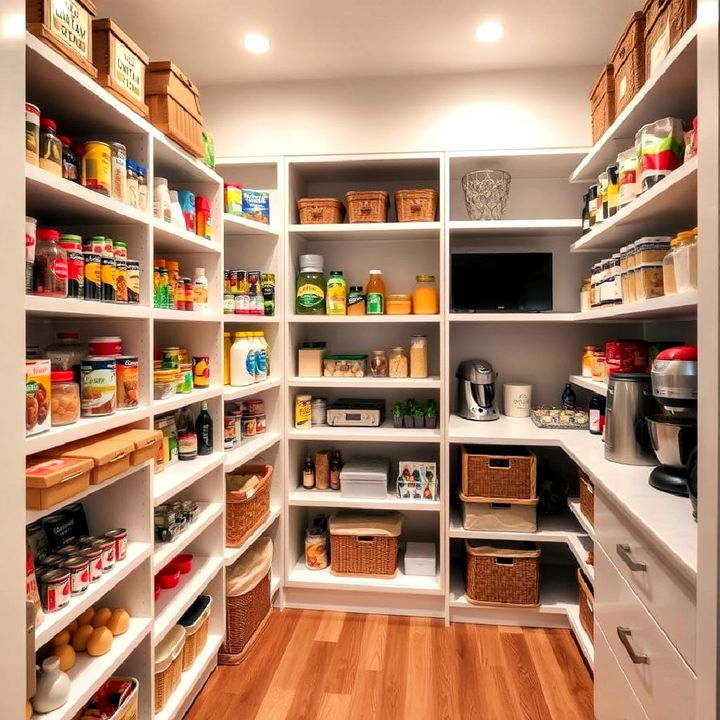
[244,33,270,54]
[1,13,24,37]
[475,20,504,43]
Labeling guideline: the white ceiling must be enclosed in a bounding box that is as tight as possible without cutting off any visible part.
[95,0,639,86]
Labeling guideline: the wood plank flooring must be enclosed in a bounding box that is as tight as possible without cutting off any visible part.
[186,610,594,720]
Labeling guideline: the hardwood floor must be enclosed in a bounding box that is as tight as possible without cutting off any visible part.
[186,610,594,720]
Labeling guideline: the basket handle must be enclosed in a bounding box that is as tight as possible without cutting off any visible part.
[490,502,512,510]
[495,557,515,566]
[357,536,377,543]
[409,201,422,212]
[311,207,323,218]
[359,201,372,214]
[488,458,511,469]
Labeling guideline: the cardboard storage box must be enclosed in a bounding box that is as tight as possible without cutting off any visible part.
[110,428,162,466]
[92,18,149,117]
[27,0,98,77]
[26,456,93,510]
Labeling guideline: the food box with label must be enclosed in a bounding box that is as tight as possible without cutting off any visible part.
[242,189,271,225]
[26,456,93,510]
[92,18,149,118]
[396,461,438,500]
[27,0,98,77]
[26,359,51,437]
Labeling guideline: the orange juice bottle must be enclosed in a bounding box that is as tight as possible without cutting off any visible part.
[366,270,385,314]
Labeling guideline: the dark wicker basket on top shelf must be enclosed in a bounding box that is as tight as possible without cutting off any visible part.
[611,11,646,116]
[590,64,615,143]
[394,189,438,222]
[643,0,697,77]
[345,190,389,223]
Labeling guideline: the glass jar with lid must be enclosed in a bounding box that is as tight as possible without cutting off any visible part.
[412,275,439,314]
[369,350,388,377]
[592,351,607,381]
[33,229,67,298]
[136,165,148,211]
[126,160,139,208]
[39,118,62,176]
[59,135,80,182]
[109,142,127,204]
[590,263,601,307]
[410,335,428,378]
[662,237,680,295]
[673,228,698,293]
[50,371,80,426]
[45,331,84,380]
[582,346,600,378]
[611,253,622,304]
[388,347,409,378]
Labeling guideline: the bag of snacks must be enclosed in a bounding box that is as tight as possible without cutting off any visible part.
[617,147,640,207]
[635,117,685,192]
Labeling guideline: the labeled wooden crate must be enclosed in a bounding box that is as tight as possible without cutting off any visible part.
[461,445,537,500]
[578,568,594,640]
[92,18,149,118]
[27,0,98,78]
[146,61,204,158]
[643,0,697,76]
[590,64,615,143]
[611,11,646,116]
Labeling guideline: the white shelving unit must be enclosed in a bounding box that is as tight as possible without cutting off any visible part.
[569,375,608,396]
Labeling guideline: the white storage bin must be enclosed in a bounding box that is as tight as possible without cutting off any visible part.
[459,493,538,532]
[403,541,436,576]
[340,458,389,499]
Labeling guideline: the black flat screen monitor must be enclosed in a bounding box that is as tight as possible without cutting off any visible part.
[451,252,553,312]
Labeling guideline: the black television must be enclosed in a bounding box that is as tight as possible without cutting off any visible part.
[450,252,553,312]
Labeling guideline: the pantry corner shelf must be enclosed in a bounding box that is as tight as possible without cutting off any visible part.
[567,498,595,540]
[569,375,608,396]
[25,296,152,319]
[572,291,697,321]
[152,386,224,416]
[26,461,152,525]
[289,487,441,512]
[448,219,582,236]
[287,375,442,389]
[153,453,225,506]
[287,421,441,443]
[570,23,698,182]
[32,617,152,720]
[152,218,222,255]
[570,156,698,252]
[224,431,282,473]
[154,502,225,571]
[287,221,442,241]
[34,542,152,649]
[223,213,279,237]
[26,406,151,456]
[154,554,224,643]
[223,377,282,402]
[224,505,282,566]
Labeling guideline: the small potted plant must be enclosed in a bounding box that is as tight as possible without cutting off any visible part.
[413,405,425,428]
[404,399,416,428]
[392,402,404,428]
[424,400,438,429]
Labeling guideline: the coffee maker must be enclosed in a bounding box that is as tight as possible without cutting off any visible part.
[647,346,698,495]
[456,359,499,421]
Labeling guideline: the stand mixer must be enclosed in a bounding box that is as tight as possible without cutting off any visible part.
[647,346,698,495]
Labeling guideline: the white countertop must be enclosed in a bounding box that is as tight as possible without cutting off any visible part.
[448,415,697,583]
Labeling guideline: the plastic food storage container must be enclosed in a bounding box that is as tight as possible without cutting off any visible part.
[674,229,698,293]
[339,458,390,499]
[634,263,664,301]
[323,354,367,378]
[386,294,412,314]
[154,369,179,399]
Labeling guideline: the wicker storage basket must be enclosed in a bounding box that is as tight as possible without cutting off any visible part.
[579,470,594,527]
[154,625,185,712]
[611,11,646,116]
[219,537,273,665]
[329,511,402,577]
[643,0,696,76]
[459,493,538,533]
[297,198,345,224]
[105,677,138,720]
[226,464,272,547]
[578,568,594,640]
[465,540,541,607]
[345,191,388,223]
[461,445,537,500]
[178,595,212,671]
[590,64,615,144]
[394,189,438,222]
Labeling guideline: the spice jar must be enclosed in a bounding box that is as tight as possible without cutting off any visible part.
[126,159,139,208]
[136,165,148,210]
[50,371,80,426]
[592,351,607,382]
[370,350,388,377]
[412,275,439,314]
[581,346,600,378]
[59,136,80,182]
[33,229,68,298]
[388,347,409,378]
[305,525,329,570]
[39,118,62,176]
[109,142,127,203]
[410,335,428,378]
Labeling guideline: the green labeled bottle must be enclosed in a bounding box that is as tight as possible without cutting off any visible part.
[296,254,326,314]
[366,269,385,315]
[326,270,347,315]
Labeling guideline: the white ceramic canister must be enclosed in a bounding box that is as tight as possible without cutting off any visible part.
[503,383,532,417]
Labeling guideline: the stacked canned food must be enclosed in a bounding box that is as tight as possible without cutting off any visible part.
[153,346,211,400]
[223,270,275,316]
[223,397,267,450]
[154,258,209,312]
[26,101,147,211]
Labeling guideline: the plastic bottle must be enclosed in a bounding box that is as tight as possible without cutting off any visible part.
[561,383,577,410]
[230,332,255,386]
[255,331,271,377]
[251,331,267,382]
[326,271,347,315]
[169,190,185,229]
[296,254,326,314]
[153,177,171,222]
[589,394,606,435]
[193,268,209,311]
[366,269,385,314]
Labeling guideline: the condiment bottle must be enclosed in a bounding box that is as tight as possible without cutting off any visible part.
[153,177,172,222]
[366,269,385,314]
[59,136,79,182]
[561,383,576,410]
[412,275,439,314]
[326,271,347,315]
[303,456,315,489]
[296,254,326,315]
[39,118,62,176]
[192,268,209,311]
[347,286,365,315]
[33,229,67,298]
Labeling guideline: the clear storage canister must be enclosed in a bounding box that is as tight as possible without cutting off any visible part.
[674,229,698,293]
[662,237,679,295]
[50,371,80,426]
[410,335,428,378]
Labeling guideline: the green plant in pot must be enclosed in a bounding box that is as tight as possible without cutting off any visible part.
[424,399,438,429]
[413,405,425,428]
[392,401,404,429]
[404,398,416,428]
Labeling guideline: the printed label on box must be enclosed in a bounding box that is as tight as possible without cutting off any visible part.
[51,0,91,60]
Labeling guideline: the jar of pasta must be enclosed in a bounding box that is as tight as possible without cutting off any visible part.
[410,335,428,378]
[388,347,409,378]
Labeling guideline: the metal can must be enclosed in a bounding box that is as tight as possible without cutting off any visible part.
[192,356,210,387]
[56,544,82,557]
[115,259,128,302]
[92,538,116,573]
[39,568,71,612]
[82,141,112,196]
[83,251,101,300]
[101,249,116,302]
[162,347,180,369]
[89,336,123,356]
[63,555,90,595]
[26,216,37,294]
[224,416,236,449]
[261,272,275,316]
[311,397,327,426]
[177,348,190,365]
[80,357,116,416]
[105,528,128,561]
[109,142,127,203]
[223,293,235,314]
[115,356,139,410]
[127,259,140,304]
[80,546,103,583]
[59,234,84,299]
[26,102,40,165]
[41,554,66,568]
[241,414,257,437]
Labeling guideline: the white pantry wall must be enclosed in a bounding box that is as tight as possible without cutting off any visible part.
[201,66,596,157]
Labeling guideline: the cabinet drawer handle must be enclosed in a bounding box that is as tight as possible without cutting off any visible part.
[617,627,648,664]
[616,543,647,572]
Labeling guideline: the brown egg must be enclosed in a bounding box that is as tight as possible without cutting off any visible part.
[66,621,78,634]
[107,608,130,636]
[72,624,94,652]
[77,608,94,627]
[86,626,113,657]
[51,630,71,647]
[92,607,112,628]
[51,643,76,671]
